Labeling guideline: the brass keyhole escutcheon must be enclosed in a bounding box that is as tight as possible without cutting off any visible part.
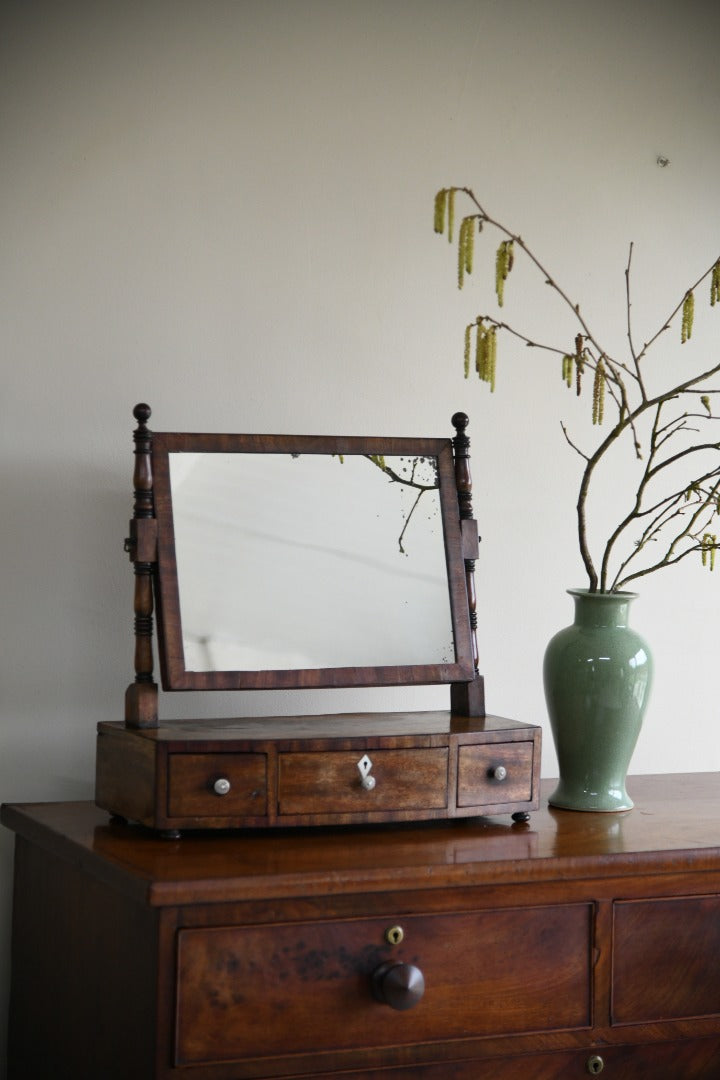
[385,925,404,946]
[586,1055,604,1075]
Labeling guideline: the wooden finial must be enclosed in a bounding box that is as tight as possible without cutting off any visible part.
[133,402,152,426]
[451,411,469,437]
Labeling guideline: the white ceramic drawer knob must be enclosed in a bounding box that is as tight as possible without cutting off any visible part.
[490,765,508,782]
[213,777,231,796]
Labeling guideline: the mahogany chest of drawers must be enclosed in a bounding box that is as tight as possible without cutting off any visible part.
[4,774,720,1078]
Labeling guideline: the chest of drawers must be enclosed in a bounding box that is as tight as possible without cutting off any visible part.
[4,774,720,1078]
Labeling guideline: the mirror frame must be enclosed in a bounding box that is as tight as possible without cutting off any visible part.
[150,431,476,691]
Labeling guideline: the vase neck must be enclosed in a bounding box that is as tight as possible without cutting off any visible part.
[569,589,636,628]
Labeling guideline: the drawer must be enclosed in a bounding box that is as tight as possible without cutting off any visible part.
[167,753,267,817]
[315,1038,720,1080]
[457,741,534,807]
[174,903,592,1067]
[613,895,720,1024]
[277,747,449,815]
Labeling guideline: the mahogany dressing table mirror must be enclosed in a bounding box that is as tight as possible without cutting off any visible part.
[95,405,540,834]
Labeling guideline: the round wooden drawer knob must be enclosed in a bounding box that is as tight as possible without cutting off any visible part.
[371,961,425,1010]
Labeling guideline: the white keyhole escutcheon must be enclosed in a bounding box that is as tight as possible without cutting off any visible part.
[357,754,376,791]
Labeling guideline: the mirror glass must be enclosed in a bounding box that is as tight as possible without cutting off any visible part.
[152,434,474,690]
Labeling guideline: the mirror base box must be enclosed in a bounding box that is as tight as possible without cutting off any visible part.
[95,711,541,832]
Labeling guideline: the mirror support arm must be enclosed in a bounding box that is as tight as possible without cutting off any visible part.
[125,403,159,729]
[450,412,485,717]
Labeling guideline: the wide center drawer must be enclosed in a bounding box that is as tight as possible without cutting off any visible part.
[277,747,449,815]
[174,903,592,1067]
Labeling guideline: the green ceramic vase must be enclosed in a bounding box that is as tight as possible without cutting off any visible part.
[543,589,653,812]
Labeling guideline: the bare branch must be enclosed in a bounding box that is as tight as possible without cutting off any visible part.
[363,454,438,554]
[613,479,720,591]
[397,488,426,555]
[625,241,647,397]
[636,255,720,363]
[560,422,590,462]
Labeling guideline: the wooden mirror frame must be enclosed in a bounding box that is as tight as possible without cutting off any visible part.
[124,406,485,727]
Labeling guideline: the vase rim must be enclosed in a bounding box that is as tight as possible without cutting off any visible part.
[567,587,638,600]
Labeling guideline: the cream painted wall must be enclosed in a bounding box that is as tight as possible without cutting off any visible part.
[1,0,719,1070]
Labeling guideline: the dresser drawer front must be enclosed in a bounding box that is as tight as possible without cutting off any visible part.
[277,748,449,815]
[613,895,720,1024]
[167,753,267,816]
[174,904,592,1066]
[457,742,534,807]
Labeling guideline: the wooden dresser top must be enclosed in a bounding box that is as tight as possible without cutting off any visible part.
[3,774,719,907]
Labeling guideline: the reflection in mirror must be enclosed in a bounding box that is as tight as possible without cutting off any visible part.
[168,451,455,672]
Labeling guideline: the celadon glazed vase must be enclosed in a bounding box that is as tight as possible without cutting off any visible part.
[543,589,653,812]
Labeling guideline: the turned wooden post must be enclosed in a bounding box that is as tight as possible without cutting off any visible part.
[450,412,486,717]
[124,403,159,728]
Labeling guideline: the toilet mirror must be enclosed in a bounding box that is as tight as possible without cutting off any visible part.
[149,430,475,691]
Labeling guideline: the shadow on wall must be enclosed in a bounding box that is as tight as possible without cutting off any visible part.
[1,460,132,1080]
[1,461,130,780]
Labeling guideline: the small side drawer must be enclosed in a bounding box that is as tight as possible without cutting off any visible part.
[613,895,720,1023]
[278,748,449,815]
[456,742,534,807]
[167,753,267,817]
